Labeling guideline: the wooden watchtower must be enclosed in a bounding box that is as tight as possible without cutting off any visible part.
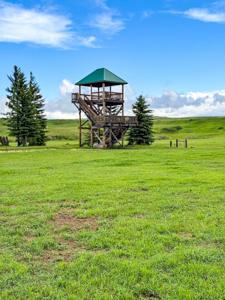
[72,68,137,148]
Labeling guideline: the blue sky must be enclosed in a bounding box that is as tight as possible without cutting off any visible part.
[1,0,225,117]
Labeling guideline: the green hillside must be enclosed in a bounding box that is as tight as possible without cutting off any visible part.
[1,117,225,143]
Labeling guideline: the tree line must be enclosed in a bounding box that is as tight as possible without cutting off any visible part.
[6,66,47,146]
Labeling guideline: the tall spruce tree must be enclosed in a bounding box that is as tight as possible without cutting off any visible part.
[28,73,47,146]
[6,66,47,146]
[6,66,32,146]
[128,95,154,145]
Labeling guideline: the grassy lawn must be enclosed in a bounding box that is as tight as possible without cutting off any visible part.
[0,117,225,299]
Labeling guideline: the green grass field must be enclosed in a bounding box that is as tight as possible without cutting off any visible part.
[0,117,225,299]
[1,116,225,143]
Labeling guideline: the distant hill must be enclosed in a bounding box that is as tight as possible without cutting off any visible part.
[1,117,225,142]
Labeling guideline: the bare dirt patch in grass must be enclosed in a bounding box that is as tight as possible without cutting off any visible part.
[41,209,99,262]
[52,209,98,232]
[42,238,85,262]
[132,213,146,219]
[24,234,36,242]
[198,240,222,249]
[177,232,193,240]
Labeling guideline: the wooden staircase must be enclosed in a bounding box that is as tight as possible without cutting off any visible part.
[72,93,138,147]
[72,93,137,126]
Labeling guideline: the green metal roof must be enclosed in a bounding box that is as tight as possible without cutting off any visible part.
[76,68,127,87]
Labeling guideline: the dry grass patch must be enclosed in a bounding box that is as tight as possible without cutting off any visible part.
[24,234,36,242]
[42,238,85,262]
[177,232,193,240]
[132,213,146,219]
[198,240,221,249]
[41,209,99,262]
[52,209,98,232]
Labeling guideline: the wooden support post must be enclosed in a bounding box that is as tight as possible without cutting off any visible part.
[79,85,82,147]
[122,84,124,116]
[170,141,172,148]
[90,125,93,148]
[102,83,106,148]
[176,139,179,148]
[108,104,112,147]
[109,128,112,148]
[122,84,124,147]
[79,108,81,147]
[102,83,106,114]
[185,138,188,148]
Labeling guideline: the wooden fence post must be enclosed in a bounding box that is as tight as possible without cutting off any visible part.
[176,139,179,148]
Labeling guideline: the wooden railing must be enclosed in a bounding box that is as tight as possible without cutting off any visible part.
[72,92,123,103]
[72,93,97,122]
[95,116,137,125]
[72,93,138,126]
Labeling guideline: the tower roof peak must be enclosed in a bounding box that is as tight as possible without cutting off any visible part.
[76,68,127,87]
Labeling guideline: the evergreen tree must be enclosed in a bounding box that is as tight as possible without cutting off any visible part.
[28,73,47,145]
[128,95,154,145]
[6,66,31,146]
[6,66,47,146]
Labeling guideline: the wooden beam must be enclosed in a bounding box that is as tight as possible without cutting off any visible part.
[102,83,106,148]
[79,85,82,147]
[102,83,106,115]
[81,119,89,127]
[90,124,93,147]
[111,129,122,146]
[93,130,103,144]
[79,108,81,147]
[122,84,124,116]
[122,84,124,147]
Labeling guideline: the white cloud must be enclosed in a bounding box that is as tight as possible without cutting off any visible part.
[45,81,225,119]
[91,11,125,35]
[169,7,225,24]
[3,78,225,119]
[148,90,225,117]
[142,10,153,19]
[45,79,77,119]
[0,1,96,48]
[59,79,77,96]
[124,85,138,115]
[45,111,78,120]
[46,79,90,119]
[184,8,225,23]
[0,97,8,116]
[94,0,108,10]
[91,0,124,35]
[78,36,98,48]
